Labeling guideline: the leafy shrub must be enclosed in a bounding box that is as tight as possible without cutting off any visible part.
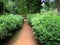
[0,14,24,40]
[27,12,60,45]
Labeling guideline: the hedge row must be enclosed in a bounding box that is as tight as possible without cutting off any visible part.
[0,14,24,40]
[27,12,60,45]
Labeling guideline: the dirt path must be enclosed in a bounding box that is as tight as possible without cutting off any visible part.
[7,20,39,45]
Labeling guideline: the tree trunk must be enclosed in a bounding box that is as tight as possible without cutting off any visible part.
[56,0,60,13]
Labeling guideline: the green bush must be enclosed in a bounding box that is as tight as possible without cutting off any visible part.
[0,14,24,40]
[27,12,60,45]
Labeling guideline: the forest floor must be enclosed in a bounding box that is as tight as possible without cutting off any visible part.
[6,19,39,45]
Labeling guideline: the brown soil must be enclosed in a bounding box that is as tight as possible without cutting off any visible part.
[6,20,39,45]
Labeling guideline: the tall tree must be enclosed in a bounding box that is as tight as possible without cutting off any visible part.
[56,0,60,13]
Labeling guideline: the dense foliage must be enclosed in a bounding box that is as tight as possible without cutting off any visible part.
[0,0,57,15]
[4,0,28,14]
[27,0,42,13]
[0,0,42,14]
[27,11,60,45]
[0,14,23,40]
[41,0,56,11]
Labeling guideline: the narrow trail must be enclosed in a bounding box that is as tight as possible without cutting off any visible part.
[7,20,39,45]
